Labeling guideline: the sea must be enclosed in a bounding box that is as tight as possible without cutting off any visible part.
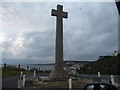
[21,64,54,71]
[0,64,55,71]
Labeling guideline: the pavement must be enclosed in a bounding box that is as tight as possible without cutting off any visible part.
[76,74,120,84]
[2,73,120,89]
[2,75,20,88]
[2,73,49,88]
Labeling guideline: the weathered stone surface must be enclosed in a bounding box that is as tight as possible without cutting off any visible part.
[49,5,68,80]
[49,70,68,81]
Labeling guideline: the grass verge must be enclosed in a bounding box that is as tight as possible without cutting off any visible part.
[2,70,32,78]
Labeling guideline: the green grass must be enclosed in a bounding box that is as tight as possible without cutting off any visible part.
[2,65,50,78]
[0,71,2,78]
[2,70,32,78]
[2,70,50,78]
[78,54,120,75]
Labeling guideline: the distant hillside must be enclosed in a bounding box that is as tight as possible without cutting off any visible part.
[78,54,120,75]
[28,63,54,65]
[64,61,92,64]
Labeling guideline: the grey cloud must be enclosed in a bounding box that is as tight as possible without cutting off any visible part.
[63,2,118,60]
[1,2,118,64]
[19,31,55,59]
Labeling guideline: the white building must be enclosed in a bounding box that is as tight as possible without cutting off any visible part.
[112,50,120,56]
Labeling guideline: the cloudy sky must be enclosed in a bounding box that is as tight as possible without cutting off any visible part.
[0,2,119,64]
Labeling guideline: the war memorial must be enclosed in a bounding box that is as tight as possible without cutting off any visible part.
[11,4,120,89]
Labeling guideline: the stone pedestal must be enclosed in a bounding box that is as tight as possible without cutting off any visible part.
[49,70,68,81]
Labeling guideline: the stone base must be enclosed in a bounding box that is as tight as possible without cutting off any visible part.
[49,70,69,81]
[41,76,50,82]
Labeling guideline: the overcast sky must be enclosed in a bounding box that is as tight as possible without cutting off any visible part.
[0,2,119,64]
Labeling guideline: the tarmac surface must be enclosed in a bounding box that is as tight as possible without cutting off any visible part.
[2,75,19,88]
[2,73,49,88]
[2,73,120,88]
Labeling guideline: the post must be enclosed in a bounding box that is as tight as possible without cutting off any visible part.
[111,75,115,85]
[93,72,101,82]
[18,64,20,70]
[34,70,36,77]
[4,63,6,71]
[27,66,29,71]
[22,75,26,87]
[98,72,100,77]
[18,79,21,88]
[20,71,23,80]
[68,78,72,89]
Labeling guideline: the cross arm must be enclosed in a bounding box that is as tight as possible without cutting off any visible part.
[51,9,57,16]
[62,12,68,19]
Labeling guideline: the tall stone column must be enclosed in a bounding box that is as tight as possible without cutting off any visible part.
[49,5,68,80]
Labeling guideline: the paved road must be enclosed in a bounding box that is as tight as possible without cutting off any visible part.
[2,73,120,88]
[2,75,19,88]
[2,73,49,88]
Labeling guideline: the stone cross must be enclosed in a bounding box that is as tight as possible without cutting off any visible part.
[52,5,68,71]
[49,5,68,80]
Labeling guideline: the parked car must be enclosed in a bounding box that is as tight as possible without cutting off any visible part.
[84,82,118,90]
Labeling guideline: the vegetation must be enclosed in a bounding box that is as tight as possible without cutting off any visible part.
[2,65,50,78]
[64,61,92,64]
[0,70,2,78]
[2,70,32,78]
[78,54,120,75]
